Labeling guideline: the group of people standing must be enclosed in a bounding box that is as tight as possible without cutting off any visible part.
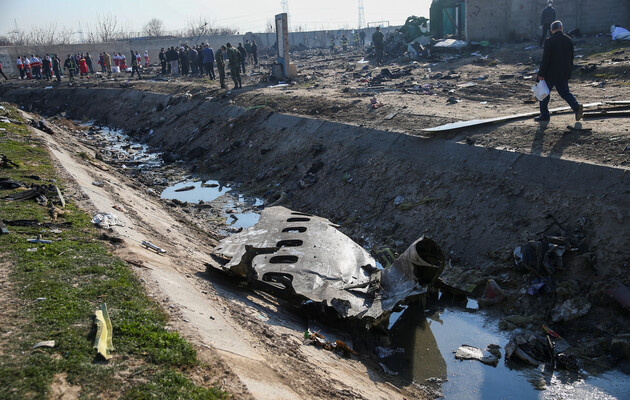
[15,53,93,82]
[158,40,258,89]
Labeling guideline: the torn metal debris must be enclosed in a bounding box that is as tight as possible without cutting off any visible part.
[93,303,114,360]
[209,206,445,325]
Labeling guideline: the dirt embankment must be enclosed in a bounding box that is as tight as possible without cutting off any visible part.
[2,82,629,367]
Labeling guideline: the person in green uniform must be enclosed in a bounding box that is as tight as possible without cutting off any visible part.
[215,45,227,89]
[341,35,349,51]
[372,26,385,65]
[226,43,242,89]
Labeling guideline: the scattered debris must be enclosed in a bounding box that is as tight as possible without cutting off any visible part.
[0,178,25,189]
[4,185,48,204]
[93,303,114,360]
[505,333,551,366]
[551,298,592,323]
[0,221,9,235]
[27,235,52,244]
[370,96,384,109]
[33,340,56,349]
[304,330,356,357]
[92,181,105,187]
[142,241,166,254]
[91,212,125,228]
[174,185,195,192]
[455,344,500,366]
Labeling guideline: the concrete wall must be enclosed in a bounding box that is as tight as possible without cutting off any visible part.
[465,0,630,42]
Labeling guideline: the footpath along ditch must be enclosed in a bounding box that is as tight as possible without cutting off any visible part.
[1,85,630,398]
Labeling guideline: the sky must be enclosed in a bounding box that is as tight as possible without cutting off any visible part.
[1,0,433,38]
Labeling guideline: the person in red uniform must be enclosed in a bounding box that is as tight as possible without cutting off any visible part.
[16,57,24,79]
[78,55,89,79]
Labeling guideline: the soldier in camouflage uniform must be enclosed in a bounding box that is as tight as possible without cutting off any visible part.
[215,45,227,89]
[226,43,242,89]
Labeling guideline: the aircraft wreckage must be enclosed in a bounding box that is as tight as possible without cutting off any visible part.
[208,206,445,327]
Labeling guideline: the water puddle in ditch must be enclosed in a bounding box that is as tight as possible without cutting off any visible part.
[161,180,263,230]
[383,302,629,399]
[81,123,628,399]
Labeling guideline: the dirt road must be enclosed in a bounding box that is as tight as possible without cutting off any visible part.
[24,112,429,399]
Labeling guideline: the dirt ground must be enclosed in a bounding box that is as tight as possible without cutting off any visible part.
[5,35,627,168]
[2,33,630,398]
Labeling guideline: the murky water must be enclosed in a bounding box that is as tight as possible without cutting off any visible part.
[161,180,230,203]
[161,180,264,230]
[383,302,629,399]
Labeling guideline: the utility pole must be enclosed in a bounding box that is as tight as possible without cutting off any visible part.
[358,0,365,29]
[77,21,85,44]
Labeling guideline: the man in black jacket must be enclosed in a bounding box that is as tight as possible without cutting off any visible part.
[539,0,556,48]
[159,48,167,74]
[536,20,582,122]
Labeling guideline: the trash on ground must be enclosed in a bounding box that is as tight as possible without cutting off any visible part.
[27,235,52,244]
[455,344,500,366]
[92,181,105,187]
[304,329,356,357]
[142,240,166,254]
[33,340,56,349]
[551,297,592,323]
[174,185,195,192]
[0,221,9,235]
[505,333,551,366]
[4,185,48,204]
[370,96,384,109]
[91,212,125,228]
[0,178,25,189]
[210,206,445,325]
[433,39,468,49]
[611,25,630,41]
[93,303,114,360]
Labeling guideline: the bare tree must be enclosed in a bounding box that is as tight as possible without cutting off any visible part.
[95,13,120,42]
[185,17,210,37]
[143,18,164,37]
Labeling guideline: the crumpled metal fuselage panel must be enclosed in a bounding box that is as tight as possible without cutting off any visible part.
[212,206,445,321]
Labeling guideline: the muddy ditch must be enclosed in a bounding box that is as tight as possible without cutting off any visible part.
[2,87,630,396]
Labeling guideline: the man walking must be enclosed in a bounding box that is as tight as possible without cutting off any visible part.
[226,43,242,89]
[535,20,582,122]
[85,52,94,74]
[215,45,227,89]
[372,27,384,65]
[202,44,215,79]
[130,50,141,79]
[539,0,556,48]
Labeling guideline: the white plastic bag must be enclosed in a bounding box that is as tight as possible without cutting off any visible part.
[531,80,550,101]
